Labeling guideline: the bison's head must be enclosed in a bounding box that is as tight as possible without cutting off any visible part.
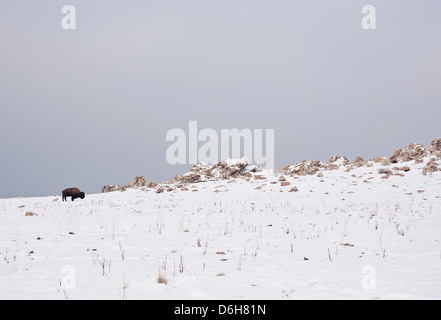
[80,192,85,199]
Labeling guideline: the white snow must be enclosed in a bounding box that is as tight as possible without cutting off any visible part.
[1,160,441,300]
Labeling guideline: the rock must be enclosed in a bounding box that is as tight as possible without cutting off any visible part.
[281,181,291,187]
[431,137,441,151]
[390,142,428,163]
[423,160,439,176]
[179,173,201,184]
[354,156,366,167]
[156,187,165,194]
[390,149,402,163]
[283,160,323,176]
[326,156,350,168]
[289,186,299,192]
[175,158,250,184]
[127,176,146,188]
[148,182,158,188]
[102,185,126,193]
[248,165,263,173]
[103,176,147,193]
[100,138,441,190]
[395,166,411,172]
[25,212,38,216]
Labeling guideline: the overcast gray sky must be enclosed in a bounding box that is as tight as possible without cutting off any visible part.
[1,0,440,198]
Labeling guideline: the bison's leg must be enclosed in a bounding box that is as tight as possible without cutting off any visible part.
[71,196,75,201]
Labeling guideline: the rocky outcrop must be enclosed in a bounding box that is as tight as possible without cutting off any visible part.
[353,156,367,168]
[423,159,439,176]
[148,181,158,188]
[175,158,250,184]
[101,138,441,194]
[431,138,441,151]
[390,142,427,163]
[389,138,441,163]
[393,166,410,172]
[281,139,441,177]
[327,156,350,168]
[102,185,126,193]
[282,155,369,176]
[102,176,147,193]
[283,160,323,176]
[127,176,146,188]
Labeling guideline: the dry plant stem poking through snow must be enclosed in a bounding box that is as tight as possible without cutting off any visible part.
[119,241,125,261]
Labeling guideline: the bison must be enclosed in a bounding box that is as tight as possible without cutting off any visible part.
[62,187,85,201]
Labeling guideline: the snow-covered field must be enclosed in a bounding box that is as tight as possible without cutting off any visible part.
[1,154,441,300]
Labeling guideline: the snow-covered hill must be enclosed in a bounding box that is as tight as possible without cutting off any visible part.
[1,139,441,299]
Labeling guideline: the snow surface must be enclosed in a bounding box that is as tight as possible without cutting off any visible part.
[1,161,441,300]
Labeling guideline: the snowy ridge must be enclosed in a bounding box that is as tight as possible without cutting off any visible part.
[175,157,252,184]
[1,138,441,300]
[99,138,441,194]
[143,138,441,193]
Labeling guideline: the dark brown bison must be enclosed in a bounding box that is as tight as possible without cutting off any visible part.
[62,188,85,201]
